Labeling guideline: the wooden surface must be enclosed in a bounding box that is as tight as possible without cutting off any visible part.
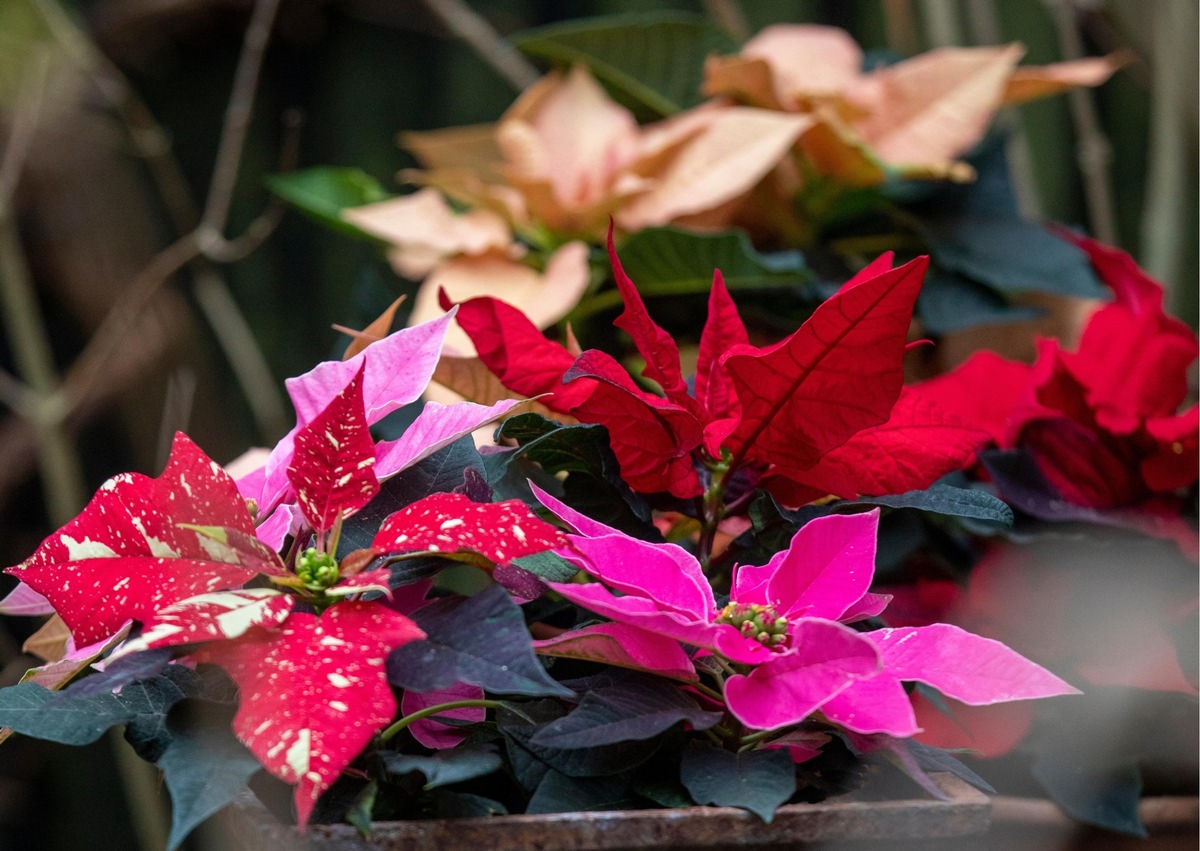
[217,772,991,851]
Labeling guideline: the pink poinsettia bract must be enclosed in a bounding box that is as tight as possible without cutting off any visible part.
[532,485,1076,735]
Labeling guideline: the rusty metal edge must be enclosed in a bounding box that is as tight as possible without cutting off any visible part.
[216,772,991,851]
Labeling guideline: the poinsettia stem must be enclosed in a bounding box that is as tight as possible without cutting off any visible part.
[692,680,725,703]
[326,511,345,556]
[737,729,778,750]
[377,698,504,743]
[697,456,732,573]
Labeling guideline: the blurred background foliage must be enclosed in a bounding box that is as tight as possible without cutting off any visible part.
[0,1,1194,848]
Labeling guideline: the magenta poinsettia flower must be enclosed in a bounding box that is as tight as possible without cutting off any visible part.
[450,229,987,506]
[532,484,1076,733]
[5,358,565,828]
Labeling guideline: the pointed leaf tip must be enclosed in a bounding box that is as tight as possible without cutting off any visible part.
[288,362,380,532]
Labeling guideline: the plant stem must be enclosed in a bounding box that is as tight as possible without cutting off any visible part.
[737,728,778,749]
[378,699,504,743]
[696,456,731,573]
[691,680,724,703]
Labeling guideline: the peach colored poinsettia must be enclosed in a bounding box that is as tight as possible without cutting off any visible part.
[342,188,590,361]
[343,65,808,382]
[400,64,810,239]
[704,24,1126,185]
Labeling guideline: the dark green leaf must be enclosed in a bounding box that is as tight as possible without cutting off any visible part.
[851,484,1013,527]
[159,715,262,851]
[526,769,638,814]
[531,676,720,749]
[387,584,572,698]
[55,648,173,698]
[509,551,579,584]
[928,217,1106,298]
[917,270,1042,335]
[680,745,796,823]
[587,227,813,315]
[1022,686,1194,836]
[903,740,995,794]
[482,446,563,505]
[632,773,693,809]
[500,701,564,791]
[511,13,735,118]
[1033,760,1147,837]
[502,707,656,779]
[0,666,201,748]
[265,167,391,239]
[491,413,652,535]
[0,682,130,745]
[380,745,502,789]
[338,436,485,557]
[905,134,1020,219]
[344,781,378,836]
[120,672,196,762]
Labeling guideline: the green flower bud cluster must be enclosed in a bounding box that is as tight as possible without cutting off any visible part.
[297,547,339,590]
[717,602,789,650]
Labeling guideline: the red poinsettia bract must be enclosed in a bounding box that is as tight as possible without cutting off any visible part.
[449,230,986,507]
[921,232,1199,513]
[6,365,564,827]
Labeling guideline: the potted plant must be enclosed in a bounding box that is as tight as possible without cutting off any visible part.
[0,10,1193,851]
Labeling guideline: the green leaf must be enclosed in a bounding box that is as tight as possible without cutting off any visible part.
[509,551,579,584]
[0,666,203,747]
[380,745,503,790]
[344,781,378,835]
[917,271,1043,335]
[501,703,658,779]
[511,13,736,118]
[526,770,639,814]
[159,714,262,851]
[530,675,721,749]
[265,167,392,240]
[851,484,1014,527]
[927,217,1106,298]
[904,740,995,794]
[680,745,797,823]
[574,227,814,321]
[489,413,652,536]
[0,683,131,745]
[387,584,573,699]
[1032,760,1147,837]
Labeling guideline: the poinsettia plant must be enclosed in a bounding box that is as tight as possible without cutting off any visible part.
[446,229,993,570]
[0,10,1192,849]
[0,256,1087,846]
[271,16,1126,378]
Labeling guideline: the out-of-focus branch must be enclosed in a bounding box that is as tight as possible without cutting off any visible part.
[1139,0,1191,302]
[882,0,920,56]
[199,0,282,245]
[965,0,1043,219]
[702,0,750,43]
[33,0,289,439]
[418,0,539,90]
[0,50,86,526]
[917,0,964,47]
[32,0,288,439]
[1043,0,1117,244]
